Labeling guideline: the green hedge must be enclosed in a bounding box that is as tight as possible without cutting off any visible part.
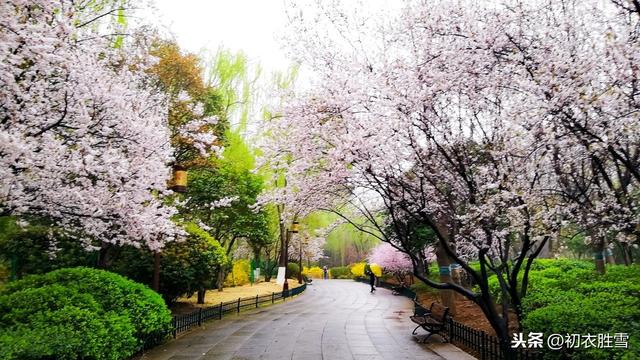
[0,267,172,359]
[286,262,301,278]
[486,259,639,359]
[329,266,351,279]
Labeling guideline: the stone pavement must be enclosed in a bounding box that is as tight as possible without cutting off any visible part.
[139,280,476,360]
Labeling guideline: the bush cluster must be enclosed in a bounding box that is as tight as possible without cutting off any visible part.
[329,266,351,279]
[0,267,172,359]
[224,259,251,286]
[350,262,382,279]
[302,266,324,279]
[488,260,640,360]
[111,222,227,304]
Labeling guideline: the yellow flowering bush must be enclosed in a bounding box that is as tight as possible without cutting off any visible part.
[302,266,324,279]
[350,262,382,278]
[224,259,250,287]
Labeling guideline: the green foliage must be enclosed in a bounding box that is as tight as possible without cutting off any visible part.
[182,163,270,254]
[529,258,595,272]
[286,262,300,278]
[497,260,640,359]
[112,223,227,304]
[0,262,8,285]
[0,216,96,278]
[324,219,380,266]
[522,291,640,360]
[206,48,253,131]
[0,285,136,360]
[0,267,172,359]
[329,266,351,279]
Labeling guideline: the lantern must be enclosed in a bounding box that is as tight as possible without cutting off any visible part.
[291,221,300,233]
[172,165,187,193]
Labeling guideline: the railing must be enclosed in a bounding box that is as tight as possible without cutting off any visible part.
[446,317,542,360]
[356,278,542,360]
[172,283,307,338]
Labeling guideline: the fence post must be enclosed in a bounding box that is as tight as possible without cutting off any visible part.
[481,331,486,360]
[237,297,241,313]
[256,294,259,308]
[198,308,202,326]
[172,317,177,338]
[219,302,223,319]
[448,317,454,343]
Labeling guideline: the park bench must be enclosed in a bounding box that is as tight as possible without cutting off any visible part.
[409,300,450,343]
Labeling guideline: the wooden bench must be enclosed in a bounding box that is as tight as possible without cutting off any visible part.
[409,300,450,343]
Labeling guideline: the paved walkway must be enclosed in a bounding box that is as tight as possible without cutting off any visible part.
[140,280,475,360]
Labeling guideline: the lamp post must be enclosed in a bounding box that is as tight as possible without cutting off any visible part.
[153,165,188,292]
[289,222,304,284]
[283,221,300,293]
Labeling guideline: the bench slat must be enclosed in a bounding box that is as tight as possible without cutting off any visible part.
[410,301,450,343]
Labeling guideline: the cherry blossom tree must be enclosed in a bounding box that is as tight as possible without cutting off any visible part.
[288,230,326,263]
[368,242,434,285]
[0,0,185,251]
[498,1,640,269]
[263,0,639,346]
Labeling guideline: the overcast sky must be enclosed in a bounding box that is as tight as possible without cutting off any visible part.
[146,0,292,75]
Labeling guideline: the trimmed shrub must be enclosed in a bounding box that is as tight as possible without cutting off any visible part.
[329,266,351,279]
[285,262,300,278]
[0,285,136,359]
[504,261,640,360]
[522,291,640,360]
[0,267,172,359]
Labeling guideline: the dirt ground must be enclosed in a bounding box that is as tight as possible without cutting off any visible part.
[171,279,304,315]
[384,276,518,337]
[417,292,492,335]
[415,291,520,337]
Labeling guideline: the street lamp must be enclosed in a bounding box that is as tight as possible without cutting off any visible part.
[171,165,188,193]
[154,164,188,291]
[290,222,305,284]
[283,221,300,294]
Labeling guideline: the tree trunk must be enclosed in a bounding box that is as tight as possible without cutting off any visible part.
[97,242,111,268]
[217,268,225,292]
[152,251,161,292]
[537,238,552,258]
[594,241,606,274]
[264,249,272,282]
[621,242,633,265]
[277,208,287,267]
[197,289,206,304]
[435,243,456,315]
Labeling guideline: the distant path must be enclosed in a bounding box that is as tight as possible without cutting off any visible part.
[140,280,474,360]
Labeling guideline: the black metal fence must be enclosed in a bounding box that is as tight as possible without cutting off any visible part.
[172,283,307,338]
[446,317,542,360]
[357,278,542,360]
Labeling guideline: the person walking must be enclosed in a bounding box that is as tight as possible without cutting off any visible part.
[365,265,376,293]
[322,265,328,279]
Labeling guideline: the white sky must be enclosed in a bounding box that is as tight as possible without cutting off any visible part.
[146,0,292,76]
